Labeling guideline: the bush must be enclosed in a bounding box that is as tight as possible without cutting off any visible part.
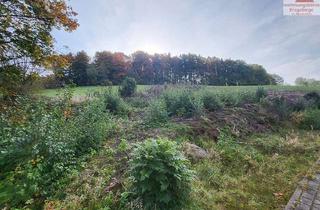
[304,91,320,108]
[126,138,193,210]
[262,96,290,120]
[126,96,149,108]
[202,92,223,112]
[73,99,113,155]
[119,77,137,97]
[0,92,114,208]
[102,91,129,115]
[146,99,168,126]
[299,109,320,130]
[255,87,267,101]
[292,97,307,112]
[216,92,238,107]
[216,91,255,107]
[162,89,202,117]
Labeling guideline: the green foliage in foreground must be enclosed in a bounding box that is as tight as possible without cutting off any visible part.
[2,85,320,209]
[162,89,202,117]
[255,86,268,101]
[102,90,129,116]
[0,91,114,209]
[299,109,320,130]
[146,99,169,126]
[125,139,194,210]
[201,92,223,111]
[190,130,320,209]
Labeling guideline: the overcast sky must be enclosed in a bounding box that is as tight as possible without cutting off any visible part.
[53,0,320,84]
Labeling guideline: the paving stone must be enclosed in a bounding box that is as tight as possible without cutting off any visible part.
[307,189,317,196]
[303,192,316,201]
[285,188,303,210]
[285,159,320,210]
[308,181,320,190]
[302,197,313,205]
[312,204,320,210]
[296,203,311,210]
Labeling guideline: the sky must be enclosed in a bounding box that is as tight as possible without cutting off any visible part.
[53,0,320,84]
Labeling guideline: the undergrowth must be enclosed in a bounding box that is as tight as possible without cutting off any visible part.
[2,86,320,209]
[0,90,115,209]
[189,130,320,209]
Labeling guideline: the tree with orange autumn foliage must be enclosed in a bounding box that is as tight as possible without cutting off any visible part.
[0,0,78,98]
[0,0,78,67]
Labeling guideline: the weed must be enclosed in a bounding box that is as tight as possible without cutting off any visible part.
[126,138,194,210]
[146,99,168,127]
[202,92,223,111]
[162,89,202,117]
[304,91,320,108]
[102,91,129,116]
[256,87,268,101]
[299,109,320,130]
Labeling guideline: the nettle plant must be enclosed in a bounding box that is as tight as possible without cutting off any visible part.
[126,138,194,210]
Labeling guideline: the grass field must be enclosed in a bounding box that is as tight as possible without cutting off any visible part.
[36,85,149,97]
[37,85,320,98]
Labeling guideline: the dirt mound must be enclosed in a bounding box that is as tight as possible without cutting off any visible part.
[175,104,272,140]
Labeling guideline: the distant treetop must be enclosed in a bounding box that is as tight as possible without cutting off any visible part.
[47,50,277,87]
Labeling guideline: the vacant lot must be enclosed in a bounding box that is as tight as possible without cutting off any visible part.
[1,85,320,209]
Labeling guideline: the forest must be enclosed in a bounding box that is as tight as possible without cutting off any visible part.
[46,51,278,88]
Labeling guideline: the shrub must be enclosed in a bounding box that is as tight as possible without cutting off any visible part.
[119,77,137,97]
[239,91,257,104]
[127,138,193,210]
[0,92,114,208]
[299,109,320,130]
[73,99,112,155]
[162,89,202,117]
[146,99,168,126]
[126,96,149,108]
[291,97,307,112]
[102,91,128,115]
[262,96,290,120]
[216,91,255,107]
[202,92,223,112]
[255,87,267,101]
[304,91,320,108]
[216,92,238,106]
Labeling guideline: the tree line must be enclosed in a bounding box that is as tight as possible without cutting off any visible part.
[295,77,320,86]
[46,51,279,88]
